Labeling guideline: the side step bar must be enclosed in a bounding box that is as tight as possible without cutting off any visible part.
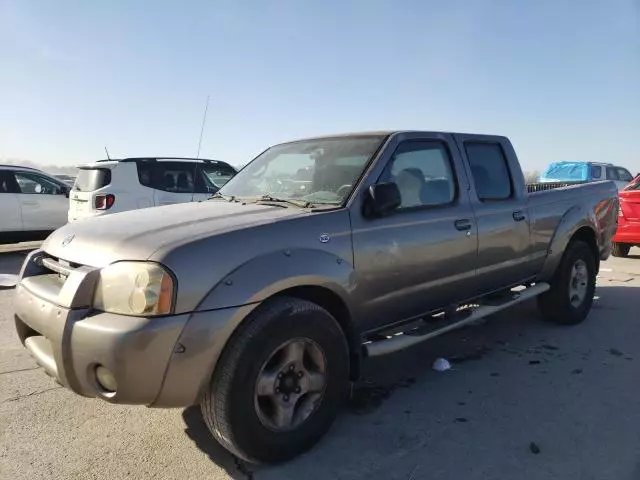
[363,282,550,358]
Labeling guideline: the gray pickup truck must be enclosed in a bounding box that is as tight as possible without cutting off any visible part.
[13,131,618,464]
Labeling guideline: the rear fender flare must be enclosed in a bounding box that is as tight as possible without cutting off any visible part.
[538,205,598,280]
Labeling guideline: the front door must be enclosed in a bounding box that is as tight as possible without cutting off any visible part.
[350,135,478,332]
[13,171,68,231]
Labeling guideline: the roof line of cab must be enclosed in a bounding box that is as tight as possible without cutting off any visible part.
[270,130,512,148]
[0,164,43,171]
[94,157,230,164]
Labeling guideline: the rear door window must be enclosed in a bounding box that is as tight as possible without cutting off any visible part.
[590,165,603,179]
[137,161,196,193]
[0,171,20,193]
[73,168,112,192]
[465,142,513,201]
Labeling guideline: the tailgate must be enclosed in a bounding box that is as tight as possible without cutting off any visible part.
[69,190,93,216]
[69,166,114,218]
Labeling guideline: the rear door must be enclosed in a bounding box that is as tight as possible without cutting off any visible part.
[192,163,237,201]
[456,136,536,294]
[148,161,197,206]
[13,171,68,231]
[0,170,22,233]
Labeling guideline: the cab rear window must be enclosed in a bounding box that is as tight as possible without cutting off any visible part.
[73,168,112,192]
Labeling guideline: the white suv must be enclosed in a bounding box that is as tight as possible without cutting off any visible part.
[68,157,237,222]
[0,165,70,243]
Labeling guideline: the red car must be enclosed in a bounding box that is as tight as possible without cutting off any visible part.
[613,174,640,257]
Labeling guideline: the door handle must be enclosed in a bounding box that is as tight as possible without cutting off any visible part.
[22,201,38,206]
[512,211,526,222]
[454,219,472,231]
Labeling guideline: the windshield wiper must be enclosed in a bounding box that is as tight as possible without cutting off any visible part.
[256,194,310,208]
[209,192,237,202]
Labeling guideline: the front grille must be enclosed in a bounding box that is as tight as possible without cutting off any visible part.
[40,257,74,278]
[33,254,83,283]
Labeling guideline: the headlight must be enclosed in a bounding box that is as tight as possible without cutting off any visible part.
[93,262,175,316]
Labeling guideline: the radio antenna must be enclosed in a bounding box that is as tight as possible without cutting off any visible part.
[196,95,210,158]
[104,146,111,160]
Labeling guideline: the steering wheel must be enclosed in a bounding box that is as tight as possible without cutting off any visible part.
[336,184,352,199]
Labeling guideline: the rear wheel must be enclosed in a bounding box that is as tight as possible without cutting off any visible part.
[538,240,596,325]
[612,242,631,258]
[201,297,350,464]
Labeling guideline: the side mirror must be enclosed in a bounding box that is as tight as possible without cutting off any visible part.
[364,182,401,218]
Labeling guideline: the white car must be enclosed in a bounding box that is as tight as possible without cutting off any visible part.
[53,174,76,186]
[68,157,237,222]
[0,165,70,243]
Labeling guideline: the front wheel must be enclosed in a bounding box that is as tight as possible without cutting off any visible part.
[612,242,631,258]
[538,240,596,325]
[201,297,350,464]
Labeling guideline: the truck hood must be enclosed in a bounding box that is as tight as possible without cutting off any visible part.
[43,201,303,267]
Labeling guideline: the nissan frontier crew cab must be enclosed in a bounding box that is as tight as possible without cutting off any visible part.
[13,131,618,464]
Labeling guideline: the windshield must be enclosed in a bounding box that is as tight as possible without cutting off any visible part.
[218,135,386,205]
[540,162,589,182]
[625,176,640,190]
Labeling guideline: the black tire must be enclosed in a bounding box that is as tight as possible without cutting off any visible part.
[612,242,631,258]
[201,296,350,464]
[537,240,596,325]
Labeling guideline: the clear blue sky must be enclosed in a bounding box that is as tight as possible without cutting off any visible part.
[1,0,638,172]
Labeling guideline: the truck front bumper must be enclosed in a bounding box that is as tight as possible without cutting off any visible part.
[14,282,190,405]
[13,249,257,407]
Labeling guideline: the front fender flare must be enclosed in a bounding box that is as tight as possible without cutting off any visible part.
[152,249,356,407]
[196,248,356,312]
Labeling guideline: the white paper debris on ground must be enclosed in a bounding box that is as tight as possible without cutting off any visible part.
[432,358,451,372]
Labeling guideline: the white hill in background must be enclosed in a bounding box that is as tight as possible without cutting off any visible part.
[1,158,79,176]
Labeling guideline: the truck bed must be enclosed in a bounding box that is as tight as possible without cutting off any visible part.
[526,180,619,279]
[526,180,587,193]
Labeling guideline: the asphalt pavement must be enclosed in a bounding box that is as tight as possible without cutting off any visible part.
[1,248,640,479]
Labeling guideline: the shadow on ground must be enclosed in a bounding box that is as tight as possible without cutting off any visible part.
[182,406,257,479]
[0,253,27,290]
[182,285,640,479]
[0,253,28,275]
